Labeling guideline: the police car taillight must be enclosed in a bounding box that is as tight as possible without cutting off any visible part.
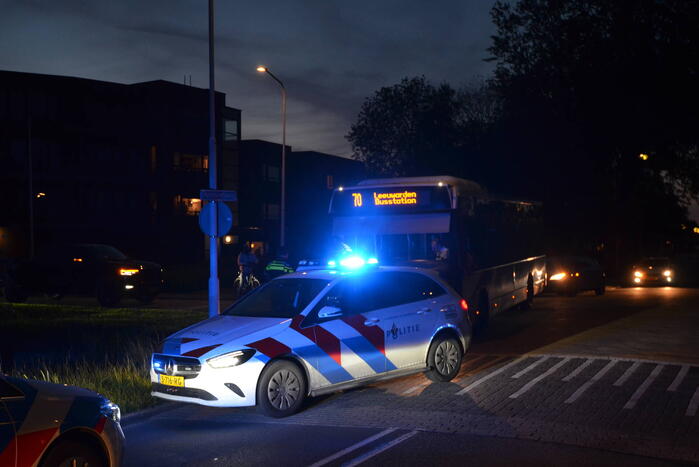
[459,299,468,311]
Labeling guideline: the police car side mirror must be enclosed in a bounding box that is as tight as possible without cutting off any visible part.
[318,306,343,319]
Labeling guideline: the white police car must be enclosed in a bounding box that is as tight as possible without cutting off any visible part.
[0,375,123,467]
[151,260,471,417]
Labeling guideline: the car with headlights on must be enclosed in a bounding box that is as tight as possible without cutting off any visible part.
[630,257,675,286]
[151,260,471,417]
[0,375,123,467]
[2,243,163,307]
[546,256,605,296]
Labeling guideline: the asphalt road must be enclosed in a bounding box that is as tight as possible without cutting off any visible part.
[123,287,699,466]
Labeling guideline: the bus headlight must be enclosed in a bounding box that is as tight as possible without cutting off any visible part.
[549,272,567,281]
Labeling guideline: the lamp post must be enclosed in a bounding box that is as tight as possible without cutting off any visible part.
[207,0,220,317]
[256,65,286,248]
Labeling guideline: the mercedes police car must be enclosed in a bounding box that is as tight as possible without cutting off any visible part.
[151,256,471,417]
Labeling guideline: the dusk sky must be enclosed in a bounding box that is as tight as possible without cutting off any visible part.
[1,0,496,157]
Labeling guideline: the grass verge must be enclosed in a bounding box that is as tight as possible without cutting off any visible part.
[2,303,206,414]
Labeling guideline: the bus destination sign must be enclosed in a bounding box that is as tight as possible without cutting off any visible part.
[332,186,451,215]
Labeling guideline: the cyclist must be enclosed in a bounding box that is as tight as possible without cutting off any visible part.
[237,244,258,290]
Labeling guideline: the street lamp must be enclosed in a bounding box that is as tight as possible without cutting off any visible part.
[256,65,287,248]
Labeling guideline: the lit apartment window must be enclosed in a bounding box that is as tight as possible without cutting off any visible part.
[173,195,202,215]
[173,153,208,171]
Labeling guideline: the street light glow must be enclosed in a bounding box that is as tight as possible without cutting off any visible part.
[256,66,267,73]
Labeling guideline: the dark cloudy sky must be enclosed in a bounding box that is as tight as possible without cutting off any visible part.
[0,0,496,156]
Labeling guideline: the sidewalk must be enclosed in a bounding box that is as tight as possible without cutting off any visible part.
[530,289,699,365]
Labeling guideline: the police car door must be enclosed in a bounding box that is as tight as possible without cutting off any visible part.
[374,272,445,370]
[0,379,21,467]
[303,276,389,383]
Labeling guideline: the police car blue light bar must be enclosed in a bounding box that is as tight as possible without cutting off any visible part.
[327,254,379,270]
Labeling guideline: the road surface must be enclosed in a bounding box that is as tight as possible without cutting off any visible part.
[123,287,699,466]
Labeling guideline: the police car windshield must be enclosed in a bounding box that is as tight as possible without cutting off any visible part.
[223,279,328,318]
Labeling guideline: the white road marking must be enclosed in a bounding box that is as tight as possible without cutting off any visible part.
[308,428,396,467]
[401,384,425,395]
[668,365,689,392]
[623,364,664,409]
[686,387,699,416]
[565,360,618,404]
[456,357,526,395]
[509,357,571,399]
[614,361,641,387]
[341,430,419,467]
[562,358,594,382]
[512,356,550,379]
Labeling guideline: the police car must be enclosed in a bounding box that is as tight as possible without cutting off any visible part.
[0,375,124,467]
[151,257,471,417]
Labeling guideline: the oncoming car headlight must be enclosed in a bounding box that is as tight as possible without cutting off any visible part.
[634,271,644,278]
[549,272,567,281]
[100,400,121,423]
[663,270,672,277]
[207,349,256,369]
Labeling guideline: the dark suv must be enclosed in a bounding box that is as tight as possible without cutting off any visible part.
[2,244,163,307]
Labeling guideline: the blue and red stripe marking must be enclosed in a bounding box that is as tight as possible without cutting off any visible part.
[245,313,395,383]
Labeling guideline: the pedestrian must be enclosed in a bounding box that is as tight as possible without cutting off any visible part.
[265,247,295,281]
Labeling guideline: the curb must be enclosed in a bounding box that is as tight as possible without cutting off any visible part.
[121,401,180,427]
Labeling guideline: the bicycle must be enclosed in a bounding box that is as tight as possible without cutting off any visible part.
[234,270,260,297]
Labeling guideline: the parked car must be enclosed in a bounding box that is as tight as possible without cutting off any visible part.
[0,375,124,467]
[630,257,675,286]
[546,256,606,296]
[2,243,163,307]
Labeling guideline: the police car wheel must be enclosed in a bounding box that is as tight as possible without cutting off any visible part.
[425,336,462,382]
[257,360,306,418]
[40,438,105,467]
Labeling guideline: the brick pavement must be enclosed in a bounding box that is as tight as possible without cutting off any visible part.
[152,354,699,464]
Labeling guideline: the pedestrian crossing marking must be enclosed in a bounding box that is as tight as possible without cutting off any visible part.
[668,365,689,392]
[614,361,641,386]
[565,359,618,404]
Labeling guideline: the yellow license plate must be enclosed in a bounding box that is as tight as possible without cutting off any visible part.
[160,374,184,387]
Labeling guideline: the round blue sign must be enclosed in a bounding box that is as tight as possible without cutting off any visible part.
[198,201,233,237]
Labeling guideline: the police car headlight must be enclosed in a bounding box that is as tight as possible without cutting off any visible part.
[207,349,256,369]
[100,400,121,423]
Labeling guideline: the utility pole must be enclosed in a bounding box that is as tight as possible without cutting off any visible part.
[207,0,220,317]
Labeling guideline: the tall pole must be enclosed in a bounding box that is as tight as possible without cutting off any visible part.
[257,67,286,248]
[280,85,286,248]
[207,0,220,317]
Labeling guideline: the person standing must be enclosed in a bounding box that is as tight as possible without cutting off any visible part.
[265,247,295,281]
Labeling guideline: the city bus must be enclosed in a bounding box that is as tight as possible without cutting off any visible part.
[328,176,546,331]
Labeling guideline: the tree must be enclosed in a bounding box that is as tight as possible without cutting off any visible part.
[346,77,460,176]
[347,76,502,179]
[488,0,699,265]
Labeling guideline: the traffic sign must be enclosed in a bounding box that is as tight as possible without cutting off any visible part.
[200,189,237,202]
[199,201,233,237]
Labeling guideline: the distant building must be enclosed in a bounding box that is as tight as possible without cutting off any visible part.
[239,140,364,261]
[0,70,240,263]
